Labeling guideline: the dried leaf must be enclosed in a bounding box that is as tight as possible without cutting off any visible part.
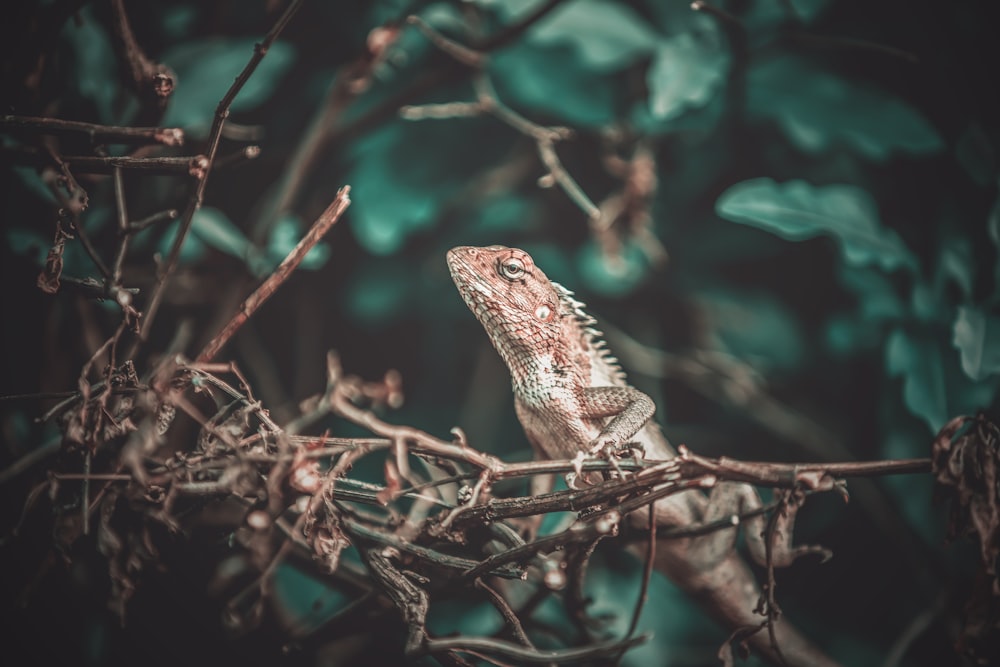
[36,216,72,294]
[932,414,1000,662]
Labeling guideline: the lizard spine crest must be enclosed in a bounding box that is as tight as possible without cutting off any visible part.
[550,281,628,384]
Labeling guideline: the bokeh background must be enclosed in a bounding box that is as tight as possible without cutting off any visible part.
[2,0,999,665]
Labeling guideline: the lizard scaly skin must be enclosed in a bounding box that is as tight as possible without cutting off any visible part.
[447,245,840,667]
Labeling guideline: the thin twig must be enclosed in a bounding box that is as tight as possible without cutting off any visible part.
[128,209,178,233]
[196,186,351,362]
[5,147,208,174]
[130,0,305,359]
[109,0,175,111]
[110,166,129,284]
[0,115,183,146]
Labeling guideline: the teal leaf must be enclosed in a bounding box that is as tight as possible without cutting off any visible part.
[260,213,330,275]
[189,206,255,261]
[886,328,949,431]
[345,259,411,327]
[954,124,996,187]
[63,8,118,124]
[989,193,1000,292]
[161,38,296,135]
[426,598,502,637]
[838,267,905,321]
[743,0,832,33]
[490,42,621,128]
[748,57,943,161]
[5,228,48,265]
[695,288,805,371]
[647,30,728,121]
[522,0,658,70]
[716,178,918,272]
[575,240,649,297]
[158,219,208,264]
[953,306,1000,381]
[272,564,352,634]
[10,166,57,205]
[887,328,1000,432]
[825,313,882,355]
[936,235,975,302]
[348,119,510,254]
[471,195,535,233]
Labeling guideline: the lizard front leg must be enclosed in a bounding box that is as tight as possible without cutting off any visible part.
[580,385,655,456]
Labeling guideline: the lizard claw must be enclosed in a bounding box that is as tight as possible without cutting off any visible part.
[567,451,587,488]
[588,437,629,479]
[588,436,621,458]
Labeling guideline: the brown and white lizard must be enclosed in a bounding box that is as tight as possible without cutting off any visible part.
[447,245,840,667]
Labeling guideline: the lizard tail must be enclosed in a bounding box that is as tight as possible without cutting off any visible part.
[651,546,843,667]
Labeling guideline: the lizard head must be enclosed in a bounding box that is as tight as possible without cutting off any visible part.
[447,245,566,368]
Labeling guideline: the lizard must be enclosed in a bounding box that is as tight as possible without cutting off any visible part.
[447,245,841,667]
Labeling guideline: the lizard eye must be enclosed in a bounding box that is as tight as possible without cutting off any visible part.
[498,257,525,281]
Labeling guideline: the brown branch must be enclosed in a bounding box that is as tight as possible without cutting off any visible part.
[196,186,351,362]
[425,633,650,665]
[0,115,184,146]
[5,146,209,174]
[786,32,919,64]
[130,0,305,359]
[109,0,175,112]
[474,579,536,649]
[128,209,178,233]
[110,166,129,284]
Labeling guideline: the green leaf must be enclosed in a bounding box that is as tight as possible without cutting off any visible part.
[490,42,621,128]
[748,56,943,161]
[158,219,208,264]
[259,213,330,275]
[716,178,918,272]
[887,328,1000,432]
[954,124,996,187]
[272,564,352,634]
[189,207,254,261]
[161,38,296,134]
[517,0,658,70]
[344,259,412,327]
[695,288,805,371]
[575,240,649,297]
[886,328,949,431]
[937,234,975,302]
[742,0,832,33]
[9,166,57,205]
[953,306,1000,381]
[348,118,510,254]
[5,227,48,265]
[989,192,1000,290]
[63,8,119,124]
[426,598,503,637]
[838,267,905,320]
[647,30,728,121]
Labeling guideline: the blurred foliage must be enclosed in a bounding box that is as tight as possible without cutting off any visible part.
[2,0,1000,665]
